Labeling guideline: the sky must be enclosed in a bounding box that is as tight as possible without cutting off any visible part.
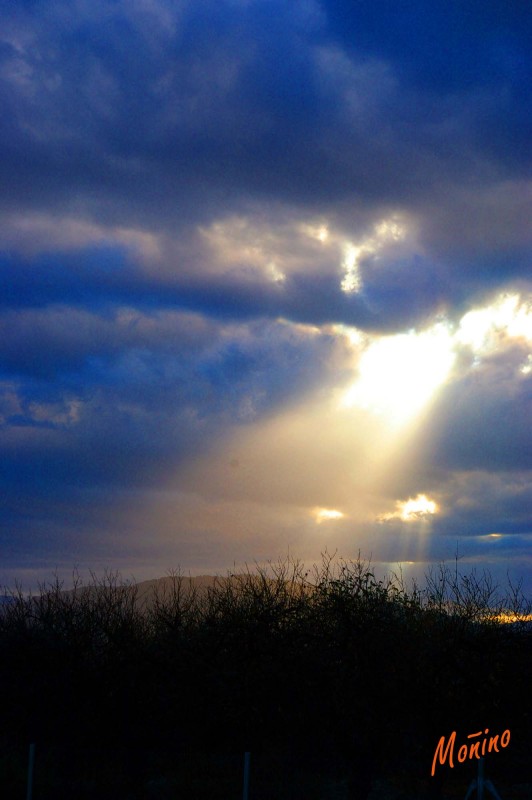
[0,0,531,591]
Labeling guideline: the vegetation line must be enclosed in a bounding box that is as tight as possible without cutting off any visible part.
[0,555,530,799]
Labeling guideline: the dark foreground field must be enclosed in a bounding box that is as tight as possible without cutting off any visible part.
[1,556,531,799]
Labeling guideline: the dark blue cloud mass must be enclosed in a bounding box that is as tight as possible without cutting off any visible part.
[0,0,530,583]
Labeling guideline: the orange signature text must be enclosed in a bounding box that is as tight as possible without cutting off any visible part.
[431,728,510,777]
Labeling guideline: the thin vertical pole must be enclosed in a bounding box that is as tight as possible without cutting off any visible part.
[26,743,36,800]
[478,758,485,800]
[243,751,251,800]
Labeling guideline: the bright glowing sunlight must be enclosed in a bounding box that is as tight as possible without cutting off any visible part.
[314,508,345,523]
[341,324,455,424]
[339,292,530,428]
[379,494,439,522]
[457,293,532,353]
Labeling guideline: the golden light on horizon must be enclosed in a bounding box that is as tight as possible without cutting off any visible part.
[494,613,532,624]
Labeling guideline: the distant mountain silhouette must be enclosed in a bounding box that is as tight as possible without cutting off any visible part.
[135,573,222,607]
[26,571,281,610]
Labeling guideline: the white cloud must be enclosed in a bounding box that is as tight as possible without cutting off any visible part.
[313,507,345,523]
[379,494,439,522]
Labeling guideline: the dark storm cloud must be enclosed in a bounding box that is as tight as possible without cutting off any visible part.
[419,349,532,473]
[0,246,378,328]
[0,0,529,332]
[0,309,347,487]
[1,231,525,338]
[429,470,531,540]
[1,0,529,217]
[324,0,532,150]
[0,0,329,221]
[0,304,217,378]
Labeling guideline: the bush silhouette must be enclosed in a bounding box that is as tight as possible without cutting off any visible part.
[0,555,530,798]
